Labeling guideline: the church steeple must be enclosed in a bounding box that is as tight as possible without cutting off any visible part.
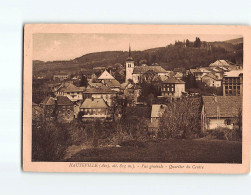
[125,44,134,82]
[127,44,133,61]
[129,44,131,57]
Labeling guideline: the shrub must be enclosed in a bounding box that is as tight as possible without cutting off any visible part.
[32,120,71,161]
[205,128,241,141]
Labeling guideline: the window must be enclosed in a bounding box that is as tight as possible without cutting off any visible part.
[225,119,231,125]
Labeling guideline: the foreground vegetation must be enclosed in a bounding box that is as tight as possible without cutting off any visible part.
[66,139,242,163]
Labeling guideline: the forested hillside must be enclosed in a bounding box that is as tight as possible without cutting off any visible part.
[33,37,243,73]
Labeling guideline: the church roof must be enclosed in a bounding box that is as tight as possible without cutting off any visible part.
[98,70,115,80]
[133,65,168,74]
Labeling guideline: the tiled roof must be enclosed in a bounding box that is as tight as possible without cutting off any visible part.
[98,70,115,80]
[56,96,73,106]
[209,60,230,67]
[151,104,167,118]
[83,85,116,94]
[202,96,242,118]
[56,83,84,92]
[40,96,55,106]
[104,79,120,88]
[202,72,220,81]
[224,70,243,77]
[64,83,84,92]
[133,65,168,74]
[80,98,108,109]
[162,77,185,84]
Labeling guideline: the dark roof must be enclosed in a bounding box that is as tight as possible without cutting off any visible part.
[133,65,168,74]
[40,96,55,106]
[56,96,73,106]
[56,82,84,93]
[202,96,242,118]
[163,77,185,84]
[104,79,120,88]
[80,98,108,109]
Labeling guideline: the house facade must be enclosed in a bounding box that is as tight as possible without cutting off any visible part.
[80,98,109,120]
[222,70,243,96]
[201,73,222,87]
[83,85,117,107]
[53,73,69,81]
[201,96,242,131]
[56,96,74,123]
[54,82,84,102]
[40,96,56,121]
[161,78,185,98]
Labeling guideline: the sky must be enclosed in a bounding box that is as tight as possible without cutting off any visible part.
[33,34,242,61]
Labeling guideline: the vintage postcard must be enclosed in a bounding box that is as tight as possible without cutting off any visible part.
[23,24,251,173]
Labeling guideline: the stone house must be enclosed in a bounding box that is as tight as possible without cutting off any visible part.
[40,96,56,121]
[161,77,185,99]
[201,72,222,87]
[56,96,74,123]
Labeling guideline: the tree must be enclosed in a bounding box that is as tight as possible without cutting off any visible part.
[32,121,71,161]
[159,98,201,139]
[80,74,88,87]
[186,39,190,47]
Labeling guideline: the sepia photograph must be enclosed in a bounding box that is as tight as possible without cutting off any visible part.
[23,24,250,173]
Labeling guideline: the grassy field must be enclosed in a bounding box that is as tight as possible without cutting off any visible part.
[66,139,242,163]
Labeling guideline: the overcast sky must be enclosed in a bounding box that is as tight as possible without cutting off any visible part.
[33,34,242,61]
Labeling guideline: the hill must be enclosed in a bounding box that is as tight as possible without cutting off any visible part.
[225,37,243,45]
[33,39,243,74]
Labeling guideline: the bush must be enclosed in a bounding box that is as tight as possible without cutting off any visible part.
[32,120,71,161]
[205,128,241,141]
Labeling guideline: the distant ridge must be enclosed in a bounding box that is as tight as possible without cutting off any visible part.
[33,39,243,73]
[224,37,243,45]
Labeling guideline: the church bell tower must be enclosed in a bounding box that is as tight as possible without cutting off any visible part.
[125,44,134,82]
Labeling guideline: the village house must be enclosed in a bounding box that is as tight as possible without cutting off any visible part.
[161,77,185,99]
[201,72,222,87]
[56,96,74,123]
[83,85,117,107]
[149,104,167,135]
[98,69,115,81]
[97,70,121,91]
[188,67,211,81]
[80,98,109,120]
[54,82,84,102]
[222,70,243,96]
[120,82,142,106]
[209,60,231,69]
[201,96,242,131]
[53,73,69,81]
[40,96,56,121]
